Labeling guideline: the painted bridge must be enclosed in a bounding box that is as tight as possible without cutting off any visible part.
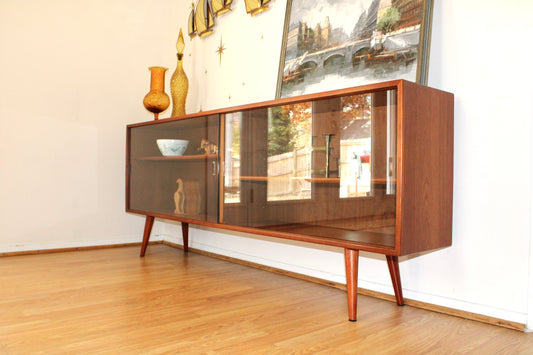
[297,39,371,72]
[285,29,421,75]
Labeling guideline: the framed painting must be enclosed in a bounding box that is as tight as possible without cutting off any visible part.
[275,0,434,98]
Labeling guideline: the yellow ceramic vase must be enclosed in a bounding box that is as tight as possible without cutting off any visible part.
[143,66,170,120]
[170,29,189,117]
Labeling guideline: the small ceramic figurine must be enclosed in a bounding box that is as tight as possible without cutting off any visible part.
[198,139,218,154]
[174,178,185,214]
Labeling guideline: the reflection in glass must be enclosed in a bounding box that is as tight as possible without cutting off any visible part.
[224,113,241,203]
[223,93,397,203]
[267,102,312,201]
[339,94,372,198]
[220,89,397,247]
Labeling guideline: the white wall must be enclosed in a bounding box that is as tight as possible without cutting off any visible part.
[0,0,182,250]
[2,0,532,328]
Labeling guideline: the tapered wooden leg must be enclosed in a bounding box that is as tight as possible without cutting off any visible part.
[386,255,404,306]
[344,248,359,322]
[181,222,189,252]
[140,216,155,257]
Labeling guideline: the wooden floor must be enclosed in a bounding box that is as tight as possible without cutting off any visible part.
[1,245,532,354]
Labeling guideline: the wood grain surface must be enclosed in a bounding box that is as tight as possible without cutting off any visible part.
[1,245,531,354]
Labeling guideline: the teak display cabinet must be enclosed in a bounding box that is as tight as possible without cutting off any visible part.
[126,80,454,321]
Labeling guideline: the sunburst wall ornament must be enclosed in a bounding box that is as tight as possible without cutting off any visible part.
[216,37,226,65]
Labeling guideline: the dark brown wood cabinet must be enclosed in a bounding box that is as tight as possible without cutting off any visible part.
[126,80,454,321]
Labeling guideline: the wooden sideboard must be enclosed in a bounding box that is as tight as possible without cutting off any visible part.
[126,80,454,321]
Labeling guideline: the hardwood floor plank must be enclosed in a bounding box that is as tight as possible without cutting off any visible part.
[1,245,532,354]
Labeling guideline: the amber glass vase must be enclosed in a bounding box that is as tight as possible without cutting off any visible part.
[143,66,170,120]
[170,29,189,117]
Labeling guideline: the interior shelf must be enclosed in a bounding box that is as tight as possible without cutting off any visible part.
[136,154,218,161]
[237,176,340,183]
[236,176,395,184]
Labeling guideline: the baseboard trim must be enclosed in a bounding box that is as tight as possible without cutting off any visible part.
[162,240,525,332]
[0,241,164,257]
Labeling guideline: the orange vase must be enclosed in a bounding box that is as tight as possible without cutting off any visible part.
[143,66,170,120]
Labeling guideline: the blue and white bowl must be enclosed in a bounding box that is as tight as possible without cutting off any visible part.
[156,139,189,156]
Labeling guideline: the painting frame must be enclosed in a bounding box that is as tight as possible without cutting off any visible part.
[275,0,434,99]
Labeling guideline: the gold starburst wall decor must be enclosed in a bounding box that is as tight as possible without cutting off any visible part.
[216,37,226,65]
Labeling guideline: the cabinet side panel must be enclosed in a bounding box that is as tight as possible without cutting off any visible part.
[399,82,454,255]
[126,127,132,211]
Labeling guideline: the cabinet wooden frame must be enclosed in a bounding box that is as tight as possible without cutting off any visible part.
[126,80,454,321]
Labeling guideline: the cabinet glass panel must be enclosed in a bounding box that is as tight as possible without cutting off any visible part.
[223,104,313,204]
[223,112,242,204]
[337,90,397,197]
[221,89,397,248]
[338,94,372,198]
[267,102,313,201]
[128,115,219,222]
